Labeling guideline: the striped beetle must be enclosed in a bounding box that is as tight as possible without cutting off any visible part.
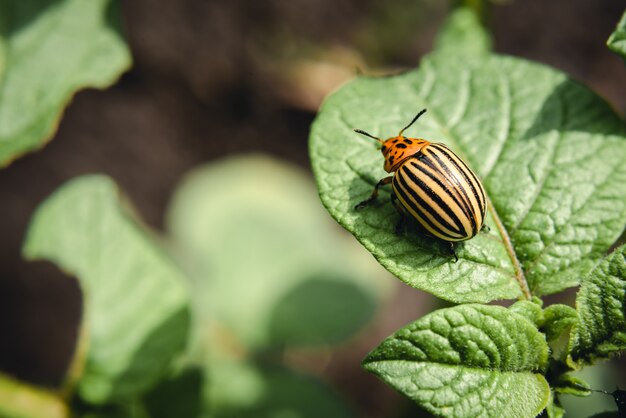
[354,109,487,256]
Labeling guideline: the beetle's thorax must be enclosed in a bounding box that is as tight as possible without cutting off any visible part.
[381,136,430,172]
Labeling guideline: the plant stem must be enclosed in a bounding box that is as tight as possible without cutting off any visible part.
[487,198,532,300]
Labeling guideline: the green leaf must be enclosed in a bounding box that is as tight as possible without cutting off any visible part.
[541,304,577,342]
[0,0,131,166]
[309,8,626,303]
[569,244,626,364]
[509,298,544,326]
[545,390,565,418]
[22,175,190,404]
[0,373,68,418]
[433,7,491,57]
[553,373,591,397]
[363,304,550,418]
[166,155,389,350]
[607,9,626,62]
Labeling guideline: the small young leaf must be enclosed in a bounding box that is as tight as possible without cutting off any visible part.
[607,10,626,62]
[509,298,544,326]
[541,304,577,342]
[363,304,550,418]
[23,175,190,404]
[309,8,626,303]
[545,390,565,418]
[569,244,626,364]
[553,373,591,397]
[0,0,131,166]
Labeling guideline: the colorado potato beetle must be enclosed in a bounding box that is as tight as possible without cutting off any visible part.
[354,109,487,253]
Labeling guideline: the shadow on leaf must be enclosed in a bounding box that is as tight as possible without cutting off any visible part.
[79,306,191,403]
[521,79,626,141]
[268,274,377,346]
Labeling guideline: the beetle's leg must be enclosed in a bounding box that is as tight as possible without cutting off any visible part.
[390,192,407,235]
[355,176,393,210]
[481,224,491,233]
[449,242,458,263]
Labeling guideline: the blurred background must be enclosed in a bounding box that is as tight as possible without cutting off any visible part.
[0,0,625,417]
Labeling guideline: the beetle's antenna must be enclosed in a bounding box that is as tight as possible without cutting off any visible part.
[354,129,383,143]
[398,108,427,136]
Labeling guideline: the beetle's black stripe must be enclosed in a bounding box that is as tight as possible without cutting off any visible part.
[393,174,461,239]
[417,148,479,235]
[432,144,486,216]
[393,183,461,240]
[418,148,474,212]
[439,145,486,217]
[426,145,482,234]
[393,168,464,239]
[409,158,477,235]
[401,163,468,235]
[424,145,485,229]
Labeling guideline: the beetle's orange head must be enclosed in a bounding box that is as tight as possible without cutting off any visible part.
[354,109,430,173]
[379,136,430,172]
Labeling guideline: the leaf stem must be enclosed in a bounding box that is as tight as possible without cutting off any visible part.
[487,198,531,300]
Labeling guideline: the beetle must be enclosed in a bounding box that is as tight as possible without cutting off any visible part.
[354,109,487,255]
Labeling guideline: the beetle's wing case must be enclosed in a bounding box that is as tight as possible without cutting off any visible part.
[391,142,486,241]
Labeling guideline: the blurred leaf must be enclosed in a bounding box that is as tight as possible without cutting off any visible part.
[143,367,203,418]
[0,0,131,166]
[433,7,491,57]
[569,245,626,365]
[23,175,190,404]
[309,7,626,303]
[0,373,68,418]
[363,304,550,418]
[607,9,626,62]
[269,274,376,345]
[73,402,146,418]
[78,403,148,418]
[206,364,354,418]
[166,154,389,350]
[203,358,265,416]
